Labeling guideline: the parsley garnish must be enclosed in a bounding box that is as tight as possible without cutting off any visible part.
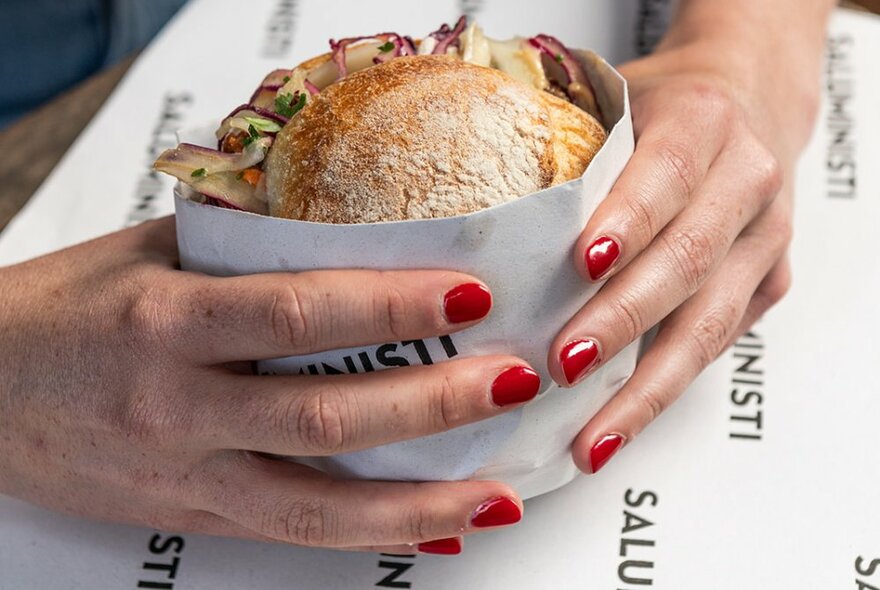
[378,41,395,53]
[275,92,307,118]
[191,168,207,178]
[282,75,291,83]
[242,124,260,147]
[555,53,565,63]
[236,170,245,180]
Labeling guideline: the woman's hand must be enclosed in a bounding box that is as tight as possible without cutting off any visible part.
[0,217,536,554]
[548,2,833,474]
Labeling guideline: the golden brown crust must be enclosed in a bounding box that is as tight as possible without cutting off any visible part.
[265,55,606,223]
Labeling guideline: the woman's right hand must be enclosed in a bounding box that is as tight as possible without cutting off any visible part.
[0,217,535,555]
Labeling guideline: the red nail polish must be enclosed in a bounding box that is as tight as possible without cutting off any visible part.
[470,497,522,528]
[559,339,601,385]
[589,433,625,473]
[586,236,620,280]
[443,283,492,323]
[491,366,541,407]
[418,537,462,555]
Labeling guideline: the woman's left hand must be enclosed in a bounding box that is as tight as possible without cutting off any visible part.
[547,19,828,473]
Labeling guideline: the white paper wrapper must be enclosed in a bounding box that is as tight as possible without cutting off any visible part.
[174,50,636,499]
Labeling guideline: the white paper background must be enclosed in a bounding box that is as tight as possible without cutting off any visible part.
[1,2,878,589]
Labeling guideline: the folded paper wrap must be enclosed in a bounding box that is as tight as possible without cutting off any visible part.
[174,50,637,499]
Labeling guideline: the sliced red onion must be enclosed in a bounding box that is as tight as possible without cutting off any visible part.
[226,104,289,125]
[204,196,245,211]
[216,105,289,143]
[193,172,268,214]
[329,36,372,78]
[154,138,272,179]
[249,86,278,110]
[430,16,467,55]
[528,34,602,121]
[373,37,402,65]
[401,36,417,56]
[260,69,293,88]
[303,79,320,95]
[329,33,412,77]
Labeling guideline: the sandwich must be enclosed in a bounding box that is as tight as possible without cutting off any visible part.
[154,17,607,224]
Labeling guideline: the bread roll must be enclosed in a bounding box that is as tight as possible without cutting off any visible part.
[265,55,606,223]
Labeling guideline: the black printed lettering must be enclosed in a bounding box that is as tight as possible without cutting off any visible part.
[857,556,880,577]
[376,553,416,588]
[622,511,654,534]
[825,35,857,199]
[618,489,659,588]
[128,93,193,226]
[618,560,653,585]
[262,0,298,58]
[377,344,411,368]
[624,489,658,509]
[439,335,459,358]
[137,533,185,589]
[148,534,185,555]
[729,331,765,441]
[402,339,434,365]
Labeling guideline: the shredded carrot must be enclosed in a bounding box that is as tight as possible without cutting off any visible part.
[240,168,262,187]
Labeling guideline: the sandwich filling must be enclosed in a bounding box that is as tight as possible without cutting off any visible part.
[154,16,603,215]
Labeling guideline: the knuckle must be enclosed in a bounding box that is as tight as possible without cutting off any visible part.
[690,300,742,366]
[374,277,412,339]
[654,139,698,198]
[269,497,336,546]
[429,373,466,431]
[606,290,647,344]
[291,387,350,454]
[119,392,177,449]
[691,81,737,128]
[124,283,178,349]
[753,264,792,315]
[269,284,313,352]
[623,190,660,241]
[403,502,437,542]
[632,387,666,423]
[660,225,717,294]
[750,146,784,202]
[765,209,794,250]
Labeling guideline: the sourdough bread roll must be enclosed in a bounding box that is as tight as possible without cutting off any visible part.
[265,55,606,223]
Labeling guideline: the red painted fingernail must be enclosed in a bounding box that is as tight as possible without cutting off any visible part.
[586,236,620,280]
[491,366,541,407]
[470,497,522,528]
[443,283,492,323]
[589,433,625,474]
[418,537,462,555]
[559,339,601,386]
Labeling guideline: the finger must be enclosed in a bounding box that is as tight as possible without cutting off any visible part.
[194,356,539,455]
[569,205,791,473]
[135,269,493,363]
[575,85,732,281]
[550,137,782,386]
[726,256,792,347]
[200,453,522,548]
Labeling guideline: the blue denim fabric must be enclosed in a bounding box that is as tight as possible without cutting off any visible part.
[0,0,187,128]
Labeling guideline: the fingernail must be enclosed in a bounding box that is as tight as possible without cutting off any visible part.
[443,283,492,323]
[559,339,601,386]
[589,433,625,474]
[470,497,522,528]
[586,236,620,280]
[418,537,462,555]
[491,366,541,407]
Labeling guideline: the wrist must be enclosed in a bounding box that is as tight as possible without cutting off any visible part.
[649,35,824,160]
